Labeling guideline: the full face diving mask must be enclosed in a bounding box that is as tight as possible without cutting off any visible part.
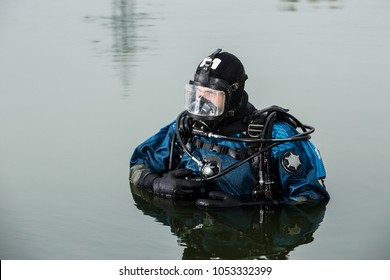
[184,84,226,118]
[184,49,242,121]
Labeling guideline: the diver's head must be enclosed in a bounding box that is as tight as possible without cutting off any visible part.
[184,49,248,124]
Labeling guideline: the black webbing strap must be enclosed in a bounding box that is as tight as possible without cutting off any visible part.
[192,138,257,160]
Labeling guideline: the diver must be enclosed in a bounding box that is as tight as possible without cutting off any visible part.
[129,49,330,207]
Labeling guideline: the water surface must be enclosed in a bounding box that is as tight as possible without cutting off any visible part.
[1,0,390,259]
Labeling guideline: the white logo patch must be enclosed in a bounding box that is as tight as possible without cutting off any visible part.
[199,58,221,70]
[282,151,302,173]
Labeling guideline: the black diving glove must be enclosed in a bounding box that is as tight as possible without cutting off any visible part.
[138,169,205,198]
[196,191,243,208]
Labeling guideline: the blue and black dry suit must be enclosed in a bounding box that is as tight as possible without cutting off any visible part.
[130,106,330,204]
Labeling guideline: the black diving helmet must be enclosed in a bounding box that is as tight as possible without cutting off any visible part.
[184,49,248,121]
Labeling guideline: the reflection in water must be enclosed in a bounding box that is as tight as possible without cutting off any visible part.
[279,0,343,11]
[111,0,138,94]
[130,184,328,260]
[86,0,155,96]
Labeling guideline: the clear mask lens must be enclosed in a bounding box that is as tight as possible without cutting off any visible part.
[184,84,226,117]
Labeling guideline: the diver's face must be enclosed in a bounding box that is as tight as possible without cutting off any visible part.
[195,85,225,111]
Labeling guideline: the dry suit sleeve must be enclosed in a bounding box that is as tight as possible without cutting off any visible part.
[129,121,177,175]
[271,122,330,202]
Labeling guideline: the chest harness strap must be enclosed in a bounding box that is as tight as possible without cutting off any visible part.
[192,137,258,160]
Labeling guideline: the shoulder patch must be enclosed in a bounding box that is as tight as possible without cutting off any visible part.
[282,151,302,173]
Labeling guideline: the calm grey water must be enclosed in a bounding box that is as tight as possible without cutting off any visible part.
[1,0,390,260]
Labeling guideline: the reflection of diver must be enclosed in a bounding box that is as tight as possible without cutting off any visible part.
[130,183,328,260]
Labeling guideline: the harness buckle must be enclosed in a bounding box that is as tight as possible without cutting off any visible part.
[248,123,264,138]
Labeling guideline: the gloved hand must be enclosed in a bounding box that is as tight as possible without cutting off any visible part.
[196,191,243,208]
[139,169,205,198]
[153,169,205,198]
